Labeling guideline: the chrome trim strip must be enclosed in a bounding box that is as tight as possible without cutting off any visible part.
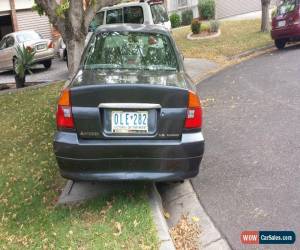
[99,103,162,109]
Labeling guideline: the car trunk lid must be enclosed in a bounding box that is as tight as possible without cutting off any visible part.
[70,69,190,140]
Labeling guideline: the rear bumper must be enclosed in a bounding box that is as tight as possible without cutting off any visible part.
[271,23,300,40]
[53,132,205,181]
[33,49,55,63]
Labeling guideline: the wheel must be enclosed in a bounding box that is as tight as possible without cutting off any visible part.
[275,39,287,50]
[43,60,52,69]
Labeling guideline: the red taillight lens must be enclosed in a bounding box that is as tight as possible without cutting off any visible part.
[56,89,74,129]
[48,41,54,49]
[184,91,202,129]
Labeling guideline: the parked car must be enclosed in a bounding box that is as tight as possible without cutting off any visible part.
[0,30,55,72]
[59,0,171,63]
[53,24,205,182]
[90,0,171,31]
[271,0,300,49]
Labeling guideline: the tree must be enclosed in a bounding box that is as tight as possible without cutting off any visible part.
[34,0,120,77]
[261,0,271,32]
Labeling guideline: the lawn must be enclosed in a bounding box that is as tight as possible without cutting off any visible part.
[173,19,273,63]
[0,84,158,249]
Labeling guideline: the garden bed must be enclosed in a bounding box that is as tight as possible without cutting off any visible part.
[187,29,221,40]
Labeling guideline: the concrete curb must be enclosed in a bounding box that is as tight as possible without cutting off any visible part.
[228,44,274,60]
[149,183,176,250]
[194,45,275,86]
[158,181,231,250]
[0,80,63,96]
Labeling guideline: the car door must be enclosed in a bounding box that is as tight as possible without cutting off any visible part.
[0,37,8,70]
[0,36,15,70]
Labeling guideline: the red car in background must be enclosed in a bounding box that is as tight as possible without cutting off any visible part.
[271,0,300,49]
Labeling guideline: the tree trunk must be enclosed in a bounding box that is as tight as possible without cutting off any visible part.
[66,38,85,78]
[261,0,271,32]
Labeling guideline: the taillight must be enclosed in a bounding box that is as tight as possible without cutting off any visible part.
[56,89,74,129]
[184,91,202,129]
[48,41,54,49]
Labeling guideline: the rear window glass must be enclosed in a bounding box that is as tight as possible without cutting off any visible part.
[83,32,178,71]
[124,6,144,24]
[150,4,169,24]
[17,31,42,42]
[106,9,123,24]
[277,0,298,15]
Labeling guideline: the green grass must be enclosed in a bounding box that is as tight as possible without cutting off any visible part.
[0,84,158,249]
[173,19,273,63]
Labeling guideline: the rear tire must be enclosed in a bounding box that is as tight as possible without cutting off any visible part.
[275,39,287,50]
[43,60,52,69]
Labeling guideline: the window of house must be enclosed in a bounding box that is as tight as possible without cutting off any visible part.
[178,0,188,7]
[106,9,123,24]
[124,6,144,24]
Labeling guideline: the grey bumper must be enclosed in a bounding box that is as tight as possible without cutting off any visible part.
[54,132,205,181]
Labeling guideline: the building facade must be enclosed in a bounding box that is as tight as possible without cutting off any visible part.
[165,0,199,18]
[165,0,279,20]
[0,0,52,40]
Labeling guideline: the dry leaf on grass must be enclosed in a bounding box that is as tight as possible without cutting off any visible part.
[170,215,201,250]
[113,221,122,236]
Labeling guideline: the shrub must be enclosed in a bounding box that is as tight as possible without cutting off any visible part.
[170,13,181,28]
[209,20,220,33]
[191,19,201,34]
[201,22,210,32]
[198,0,215,20]
[181,9,194,26]
[14,45,35,88]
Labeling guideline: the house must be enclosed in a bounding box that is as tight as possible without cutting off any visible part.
[0,0,52,40]
[165,0,199,18]
[165,0,278,20]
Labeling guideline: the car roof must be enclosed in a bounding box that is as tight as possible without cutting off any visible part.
[4,30,37,38]
[100,1,147,11]
[95,24,170,36]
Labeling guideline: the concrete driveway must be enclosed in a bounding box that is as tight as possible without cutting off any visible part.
[192,45,300,249]
[0,58,68,84]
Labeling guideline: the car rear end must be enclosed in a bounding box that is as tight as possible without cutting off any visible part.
[271,0,300,43]
[17,31,55,63]
[53,25,204,181]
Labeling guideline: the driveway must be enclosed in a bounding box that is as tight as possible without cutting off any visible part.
[0,58,68,84]
[193,45,300,249]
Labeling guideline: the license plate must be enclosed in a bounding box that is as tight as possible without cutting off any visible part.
[277,20,286,28]
[111,111,148,133]
[36,44,46,50]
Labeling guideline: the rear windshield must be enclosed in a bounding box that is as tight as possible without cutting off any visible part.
[277,0,299,15]
[17,31,42,42]
[83,32,178,71]
[150,4,169,24]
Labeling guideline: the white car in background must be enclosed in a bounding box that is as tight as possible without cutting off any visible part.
[0,30,55,72]
[58,0,170,63]
[90,0,171,31]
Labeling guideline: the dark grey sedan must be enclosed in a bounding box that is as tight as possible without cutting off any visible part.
[53,24,204,181]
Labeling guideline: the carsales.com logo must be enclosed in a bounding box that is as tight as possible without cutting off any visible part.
[241,231,296,245]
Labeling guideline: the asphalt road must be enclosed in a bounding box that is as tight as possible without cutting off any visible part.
[193,45,300,249]
[0,58,68,84]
